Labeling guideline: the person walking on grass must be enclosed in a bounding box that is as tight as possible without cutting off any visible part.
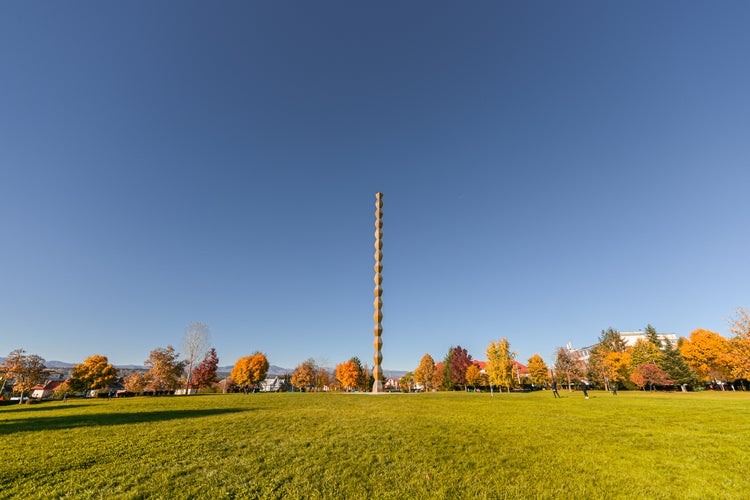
[581,381,589,399]
[551,380,560,398]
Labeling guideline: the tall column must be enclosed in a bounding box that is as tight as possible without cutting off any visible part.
[372,192,384,393]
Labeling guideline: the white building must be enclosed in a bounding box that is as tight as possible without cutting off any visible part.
[568,331,678,363]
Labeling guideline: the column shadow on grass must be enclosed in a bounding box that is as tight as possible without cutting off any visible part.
[0,404,90,414]
[0,408,250,435]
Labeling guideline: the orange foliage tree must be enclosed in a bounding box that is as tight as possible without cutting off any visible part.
[231,352,269,389]
[728,307,750,382]
[680,329,732,385]
[335,360,359,391]
[465,363,483,389]
[414,354,436,391]
[291,358,316,391]
[69,354,118,393]
[527,354,551,387]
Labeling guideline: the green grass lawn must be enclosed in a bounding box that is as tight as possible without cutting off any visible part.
[2,390,749,499]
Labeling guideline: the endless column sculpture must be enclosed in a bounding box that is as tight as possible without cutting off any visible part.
[372,192,384,393]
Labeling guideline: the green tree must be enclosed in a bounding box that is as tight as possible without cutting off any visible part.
[659,341,695,389]
[414,354,436,391]
[527,354,550,387]
[0,349,46,404]
[441,348,455,390]
[644,324,662,347]
[485,338,515,394]
[145,346,186,392]
[630,338,662,371]
[599,328,628,353]
[399,372,414,392]
[587,328,627,389]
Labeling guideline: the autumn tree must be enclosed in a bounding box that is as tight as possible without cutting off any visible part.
[123,371,149,394]
[527,354,550,387]
[554,347,581,392]
[630,363,674,391]
[182,321,210,391]
[68,355,118,394]
[445,346,473,390]
[231,352,269,389]
[433,362,446,390]
[680,329,732,387]
[315,366,331,390]
[465,363,483,390]
[485,338,515,394]
[728,307,750,337]
[291,358,317,391]
[728,307,750,384]
[145,345,185,392]
[588,328,627,389]
[0,349,46,404]
[347,357,368,391]
[414,354,436,391]
[602,350,631,389]
[630,338,662,371]
[191,347,219,389]
[335,360,359,391]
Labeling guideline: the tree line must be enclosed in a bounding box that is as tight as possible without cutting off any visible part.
[404,308,750,393]
[4,309,750,401]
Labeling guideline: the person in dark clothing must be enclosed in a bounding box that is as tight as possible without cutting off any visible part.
[551,381,560,398]
[581,382,589,399]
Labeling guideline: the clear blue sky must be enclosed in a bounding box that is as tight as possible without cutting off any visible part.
[1,2,749,372]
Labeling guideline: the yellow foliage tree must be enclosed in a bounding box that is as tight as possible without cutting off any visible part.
[465,363,483,389]
[414,353,436,391]
[485,338,515,393]
[335,360,359,391]
[603,350,631,386]
[231,352,269,389]
[527,354,551,386]
[291,359,316,391]
[70,354,118,393]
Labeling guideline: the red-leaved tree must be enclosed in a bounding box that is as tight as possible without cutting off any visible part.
[192,348,219,389]
[448,346,473,390]
[630,363,674,391]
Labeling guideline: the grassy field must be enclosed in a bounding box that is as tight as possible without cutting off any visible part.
[2,390,749,499]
